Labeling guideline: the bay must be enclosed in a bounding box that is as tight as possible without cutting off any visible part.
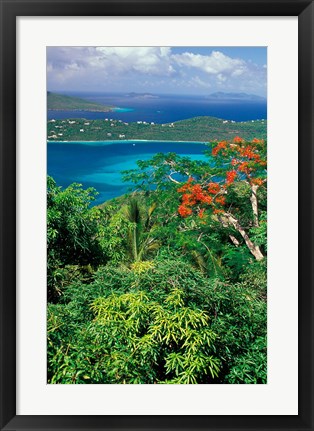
[47,140,209,205]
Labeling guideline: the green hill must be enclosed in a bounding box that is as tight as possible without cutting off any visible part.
[47,92,114,112]
[47,116,267,142]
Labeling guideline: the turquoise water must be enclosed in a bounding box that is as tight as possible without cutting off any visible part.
[112,107,134,113]
[48,140,209,205]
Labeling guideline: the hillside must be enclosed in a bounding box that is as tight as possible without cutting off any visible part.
[47,116,267,142]
[47,92,114,112]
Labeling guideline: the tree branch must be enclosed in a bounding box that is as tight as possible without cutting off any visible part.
[221,212,264,261]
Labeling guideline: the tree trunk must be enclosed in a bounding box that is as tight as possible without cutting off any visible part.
[223,212,264,261]
[250,184,259,227]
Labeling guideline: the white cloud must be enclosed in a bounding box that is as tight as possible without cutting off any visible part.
[95,47,174,75]
[47,46,175,86]
[172,51,245,76]
[47,47,266,95]
[189,76,211,88]
[217,73,227,82]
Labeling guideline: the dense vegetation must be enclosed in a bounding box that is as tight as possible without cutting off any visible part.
[47,116,267,142]
[47,136,267,384]
[47,92,114,112]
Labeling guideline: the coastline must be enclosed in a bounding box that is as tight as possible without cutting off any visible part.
[47,139,209,144]
[48,108,113,113]
[48,107,133,113]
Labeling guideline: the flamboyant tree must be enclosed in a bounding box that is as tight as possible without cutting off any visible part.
[177,137,267,260]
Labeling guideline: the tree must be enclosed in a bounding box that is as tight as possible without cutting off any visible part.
[121,198,160,262]
[47,176,104,300]
[177,137,267,260]
[122,138,267,261]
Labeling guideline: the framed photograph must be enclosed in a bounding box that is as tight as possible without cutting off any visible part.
[0,1,313,430]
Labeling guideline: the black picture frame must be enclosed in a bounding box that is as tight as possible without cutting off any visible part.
[0,1,313,430]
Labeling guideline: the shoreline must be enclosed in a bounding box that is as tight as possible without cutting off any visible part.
[48,108,114,113]
[48,107,133,113]
[47,139,209,144]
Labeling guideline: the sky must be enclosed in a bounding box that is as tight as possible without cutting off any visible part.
[47,46,267,97]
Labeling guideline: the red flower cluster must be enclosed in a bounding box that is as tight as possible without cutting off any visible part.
[177,177,194,193]
[215,196,226,205]
[238,162,251,174]
[177,137,266,218]
[224,138,266,185]
[177,178,225,218]
[207,182,221,194]
[212,140,228,156]
[178,205,192,217]
[251,178,264,186]
[226,170,237,184]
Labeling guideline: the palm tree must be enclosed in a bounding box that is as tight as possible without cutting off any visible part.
[121,198,160,262]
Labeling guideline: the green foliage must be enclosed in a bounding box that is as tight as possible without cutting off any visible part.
[250,211,267,251]
[239,258,267,299]
[97,197,160,264]
[47,116,267,142]
[131,260,155,274]
[222,246,252,281]
[47,176,105,300]
[203,279,267,384]
[122,152,212,191]
[47,168,267,384]
[48,286,219,384]
[48,258,266,384]
[225,336,267,384]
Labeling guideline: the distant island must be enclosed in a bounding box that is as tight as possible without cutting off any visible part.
[206,92,266,101]
[125,92,159,99]
[47,92,115,112]
[47,116,266,142]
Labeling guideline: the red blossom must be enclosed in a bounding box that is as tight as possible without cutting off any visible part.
[251,178,264,186]
[213,209,225,215]
[215,196,226,206]
[199,208,205,219]
[182,193,191,203]
[177,183,191,193]
[238,146,260,161]
[238,162,250,174]
[207,183,220,194]
[212,140,228,156]
[177,137,266,219]
[226,170,237,184]
[178,205,192,217]
[202,195,212,205]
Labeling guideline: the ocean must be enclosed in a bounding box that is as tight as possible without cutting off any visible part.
[48,140,209,205]
[47,92,267,123]
[47,92,267,205]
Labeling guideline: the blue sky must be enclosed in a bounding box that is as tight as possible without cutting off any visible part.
[47,46,267,97]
